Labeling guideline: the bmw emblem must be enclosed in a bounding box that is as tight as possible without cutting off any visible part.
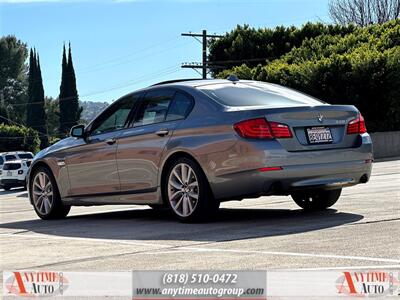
[317,114,324,122]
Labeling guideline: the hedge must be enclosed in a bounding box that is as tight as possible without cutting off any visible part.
[215,20,400,132]
[0,124,40,153]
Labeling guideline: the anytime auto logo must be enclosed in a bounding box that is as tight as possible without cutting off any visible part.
[5,271,69,297]
[336,271,399,297]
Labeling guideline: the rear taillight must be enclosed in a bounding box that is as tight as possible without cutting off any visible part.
[347,114,367,134]
[234,118,292,139]
[269,122,293,138]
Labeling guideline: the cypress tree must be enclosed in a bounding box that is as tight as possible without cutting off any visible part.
[26,48,36,125]
[27,49,48,149]
[58,44,68,134]
[35,55,49,148]
[58,43,82,135]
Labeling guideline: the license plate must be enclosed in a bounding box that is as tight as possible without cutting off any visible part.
[306,127,333,144]
[7,171,12,176]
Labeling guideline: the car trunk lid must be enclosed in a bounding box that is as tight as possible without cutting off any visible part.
[231,104,361,152]
[265,105,359,151]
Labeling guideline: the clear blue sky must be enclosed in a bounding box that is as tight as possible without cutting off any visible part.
[0,0,330,103]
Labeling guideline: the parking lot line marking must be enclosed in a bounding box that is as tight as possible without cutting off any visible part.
[0,232,173,248]
[180,247,400,263]
[2,233,399,264]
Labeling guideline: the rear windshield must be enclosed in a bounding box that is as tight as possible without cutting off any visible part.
[5,155,17,161]
[3,163,21,170]
[198,82,324,107]
[18,153,33,159]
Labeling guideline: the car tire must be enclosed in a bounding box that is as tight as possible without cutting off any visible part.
[3,186,11,191]
[30,166,71,220]
[291,188,342,211]
[163,157,219,222]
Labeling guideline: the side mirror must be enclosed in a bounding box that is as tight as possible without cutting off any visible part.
[70,124,85,138]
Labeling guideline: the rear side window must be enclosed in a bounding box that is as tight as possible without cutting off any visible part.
[18,153,33,159]
[5,155,16,161]
[134,90,174,126]
[166,92,194,121]
[198,82,324,107]
[3,163,21,170]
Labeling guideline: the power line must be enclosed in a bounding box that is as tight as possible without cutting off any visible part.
[2,65,182,108]
[24,37,194,85]
[78,40,193,75]
[77,36,180,72]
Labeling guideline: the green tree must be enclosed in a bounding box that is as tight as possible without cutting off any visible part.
[0,124,40,153]
[208,23,356,76]
[45,97,60,138]
[58,43,82,135]
[26,49,48,149]
[0,35,29,124]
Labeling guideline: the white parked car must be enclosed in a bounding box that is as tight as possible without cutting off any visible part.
[0,152,34,191]
[0,152,34,169]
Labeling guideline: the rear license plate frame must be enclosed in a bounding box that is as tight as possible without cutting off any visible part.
[306,126,333,144]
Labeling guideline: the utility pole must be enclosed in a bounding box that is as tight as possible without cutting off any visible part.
[181,30,223,79]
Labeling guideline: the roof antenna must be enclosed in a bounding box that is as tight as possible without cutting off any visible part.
[226,74,239,83]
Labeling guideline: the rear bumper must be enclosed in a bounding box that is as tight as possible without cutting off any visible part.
[0,178,26,187]
[210,134,373,200]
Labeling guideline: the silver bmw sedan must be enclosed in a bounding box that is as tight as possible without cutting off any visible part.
[28,78,373,222]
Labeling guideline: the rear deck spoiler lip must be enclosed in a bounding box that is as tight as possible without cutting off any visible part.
[223,104,358,113]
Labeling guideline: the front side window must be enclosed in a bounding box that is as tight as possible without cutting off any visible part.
[166,92,194,121]
[91,95,137,135]
[134,90,174,126]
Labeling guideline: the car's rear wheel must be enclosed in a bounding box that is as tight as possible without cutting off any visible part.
[30,167,70,220]
[291,188,342,210]
[164,157,219,222]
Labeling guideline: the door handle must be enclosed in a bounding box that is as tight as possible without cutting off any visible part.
[155,129,169,137]
[105,138,116,145]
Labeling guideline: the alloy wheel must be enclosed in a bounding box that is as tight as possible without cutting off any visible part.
[167,163,199,217]
[32,172,53,215]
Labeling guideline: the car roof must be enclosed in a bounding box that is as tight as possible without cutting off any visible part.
[153,78,238,88]
[114,78,277,103]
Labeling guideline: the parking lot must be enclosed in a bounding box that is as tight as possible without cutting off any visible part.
[0,159,399,274]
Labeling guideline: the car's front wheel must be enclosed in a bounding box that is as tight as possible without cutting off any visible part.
[30,167,70,220]
[291,188,342,210]
[164,157,219,222]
